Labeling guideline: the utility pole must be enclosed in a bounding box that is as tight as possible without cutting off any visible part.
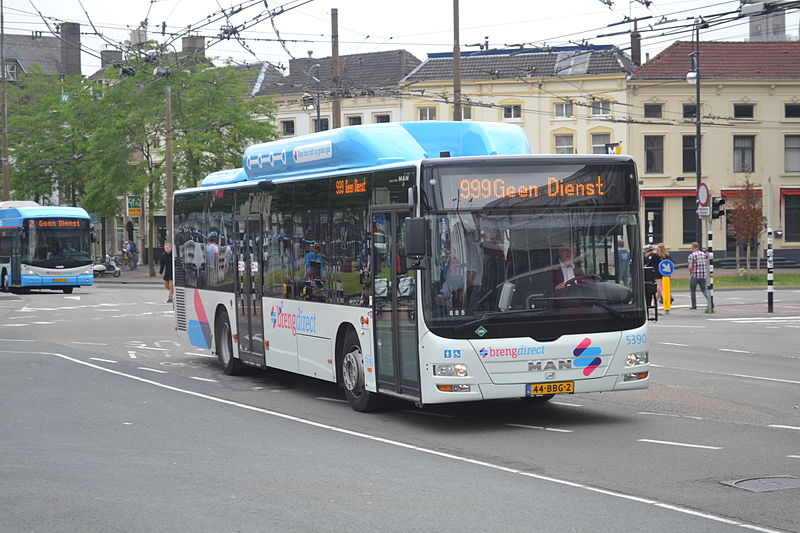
[452,0,462,121]
[331,8,341,129]
[1,0,10,201]
[165,85,173,244]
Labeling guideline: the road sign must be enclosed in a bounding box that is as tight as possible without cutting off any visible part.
[126,195,142,217]
[658,259,675,277]
[697,206,710,217]
[697,183,710,207]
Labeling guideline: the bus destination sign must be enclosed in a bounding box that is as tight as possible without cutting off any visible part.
[33,219,85,228]
[334,175,368,196]
[459,176,606,202]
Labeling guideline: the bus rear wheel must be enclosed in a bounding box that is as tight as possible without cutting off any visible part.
[216,309,244,375]
[0,272,7,293]
[340,330,382,412]
[62,287,74,294]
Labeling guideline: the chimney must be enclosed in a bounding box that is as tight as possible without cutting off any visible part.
[181,36,206,56]
[290,56,316,78]
[101,50,123,68]
[631,29,641,66]
[59,22,81,76]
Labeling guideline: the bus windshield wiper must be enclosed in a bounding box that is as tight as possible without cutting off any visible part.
[548,297,627,319]
[453,308,546,332]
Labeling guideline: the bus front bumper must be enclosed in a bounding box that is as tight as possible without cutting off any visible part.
[20,274,94,287]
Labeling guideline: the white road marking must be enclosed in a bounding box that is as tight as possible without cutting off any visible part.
[638,439,722,450]
[186,352,215,358]
[126,346,169,351]
[788,455,800,459]
[708,316,800,322]
[650,324,706,328]
[1,324,28,327]
[651,364,800,385]
[189,376,217,383]
[64,296,80,300]
[89,357,117,363]
[550,401,583,407]
[768,425,800,431]
[719,348,751,354]
[638,411,703,420]
[127,351,137,359]
[4,350,782,533]
[401,410,453,418]
[506,423,573,433]
[138,367,168,374]
[72,342,109,346]
[0,338,34,342]
[316,396,347,403]
[659,342,689,347]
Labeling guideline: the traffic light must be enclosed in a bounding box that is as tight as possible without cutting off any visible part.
[712,197,726,219]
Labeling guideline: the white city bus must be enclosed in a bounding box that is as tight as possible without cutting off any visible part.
[173,122,650,411]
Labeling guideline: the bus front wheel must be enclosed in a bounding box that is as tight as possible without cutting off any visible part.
[216,309,244,376]
[340,329,382,412]
[0,272,7,293]
[62,287,74,294]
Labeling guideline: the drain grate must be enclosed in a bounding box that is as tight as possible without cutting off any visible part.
[721,475,800,493]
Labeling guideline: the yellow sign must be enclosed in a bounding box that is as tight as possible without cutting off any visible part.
[127,195,142,217]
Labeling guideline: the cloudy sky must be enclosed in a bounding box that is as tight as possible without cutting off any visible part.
[4,0,799,75]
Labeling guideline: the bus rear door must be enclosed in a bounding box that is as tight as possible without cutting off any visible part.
[234,215,266,367]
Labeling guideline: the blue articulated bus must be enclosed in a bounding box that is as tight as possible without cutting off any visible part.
[174,122,649,411]
[0,201,94,294]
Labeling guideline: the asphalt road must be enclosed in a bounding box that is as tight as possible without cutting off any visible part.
[1,285,798,532]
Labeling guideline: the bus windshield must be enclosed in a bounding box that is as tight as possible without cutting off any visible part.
[21,218,92,268]
[421,159,645,339]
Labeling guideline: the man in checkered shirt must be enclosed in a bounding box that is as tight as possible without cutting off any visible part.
[688,242,711,309]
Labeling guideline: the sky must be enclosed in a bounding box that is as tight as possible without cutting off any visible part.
[4,0,800,76]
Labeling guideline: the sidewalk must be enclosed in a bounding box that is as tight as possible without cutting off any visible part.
[93,266,163,286]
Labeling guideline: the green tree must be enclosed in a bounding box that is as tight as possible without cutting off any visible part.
[7,65,94,205]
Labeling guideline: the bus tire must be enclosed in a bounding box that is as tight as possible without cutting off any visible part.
[62,287,74,294]
[216,309,243,376]
[0,271,7,293]
[340,329,382,412]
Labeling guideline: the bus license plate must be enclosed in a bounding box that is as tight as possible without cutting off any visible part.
[54,278,68,282]
[527,381,574,396]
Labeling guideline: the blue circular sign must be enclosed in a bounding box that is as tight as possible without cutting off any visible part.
[658,259,675,277]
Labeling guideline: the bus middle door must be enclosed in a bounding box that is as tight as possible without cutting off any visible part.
[371,210,420,401]
[234,215,266,367]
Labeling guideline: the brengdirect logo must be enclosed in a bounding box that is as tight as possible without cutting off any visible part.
[269,304,317,336]
[573,337,602,376]
[479,345,545,359]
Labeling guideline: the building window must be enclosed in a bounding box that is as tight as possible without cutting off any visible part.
[554,134,574,154]
[280,120,295,136]
[786,135,800,172]
[734,104,754,119]
[555,101,573,118]
[683,104,698,120]
[591,133,611,154]
[346,116,362,126]
[374,114,391,123]
[644,135,664,174]
[644,103,662,118]
[682,196,698,244]
[462,105,472,120]
[590,100,610,116]
[5,63,16,81]
[682,135,696,173]
[503,104,522,120]
[313,117,329,132]
[786,196,800,241]
[733,135,755,173]
[418,106,437,121]
[786,104,800,119]
[644,197,663,245]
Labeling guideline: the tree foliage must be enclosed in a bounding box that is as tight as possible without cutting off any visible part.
[726,176,764,273]
[7,50,277,218]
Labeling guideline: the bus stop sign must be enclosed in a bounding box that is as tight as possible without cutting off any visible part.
[658,259,675,277]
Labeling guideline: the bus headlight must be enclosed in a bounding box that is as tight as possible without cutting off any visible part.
[25,268,36,275]
[433,363,468,377]
[626,351,649,366]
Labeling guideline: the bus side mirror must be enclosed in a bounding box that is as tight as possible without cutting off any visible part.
[405,217,427,260]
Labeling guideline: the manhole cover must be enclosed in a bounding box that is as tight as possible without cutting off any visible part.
[721,475,800,493]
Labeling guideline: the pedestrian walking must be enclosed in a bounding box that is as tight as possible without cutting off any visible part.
[643,244,660,307]
[688,242,711,309]
[654,242,673,304]
[159,242,174,303]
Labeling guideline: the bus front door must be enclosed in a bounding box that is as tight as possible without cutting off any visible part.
[372,211,420,400]
[234,216,266,367]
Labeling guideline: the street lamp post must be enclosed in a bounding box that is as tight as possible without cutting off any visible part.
[686,18,708,245]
